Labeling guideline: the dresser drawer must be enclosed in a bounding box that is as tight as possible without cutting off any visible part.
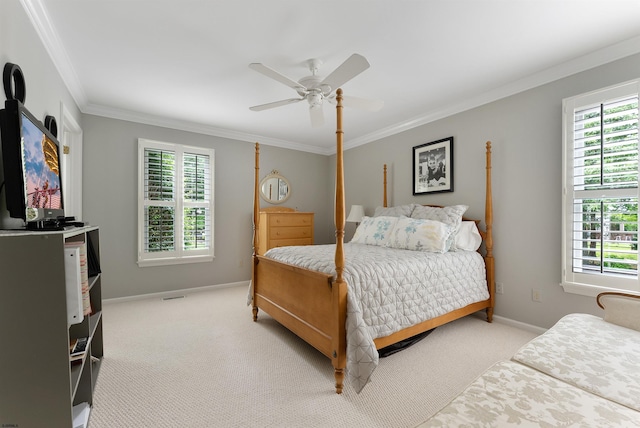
[269,226,312,239]
[268,213,313,227]
[257,210,314,255]
[270,237,313,248]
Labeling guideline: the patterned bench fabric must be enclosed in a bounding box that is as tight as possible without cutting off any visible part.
[419,360,640,427]
[512,313,640,412]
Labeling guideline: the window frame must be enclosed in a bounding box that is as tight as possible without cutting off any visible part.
[561,79,639,297]
[137,138,214,267]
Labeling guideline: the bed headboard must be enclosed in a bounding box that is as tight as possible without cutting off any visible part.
[381,142,492,239]
[380,142,494,313]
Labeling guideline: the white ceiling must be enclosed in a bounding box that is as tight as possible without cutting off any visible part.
[22,0,640,155]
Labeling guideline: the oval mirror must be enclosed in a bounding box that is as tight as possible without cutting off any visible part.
[260,170,291,204]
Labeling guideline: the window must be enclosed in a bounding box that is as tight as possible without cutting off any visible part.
[138,139,214,266]
[562,80,639,296]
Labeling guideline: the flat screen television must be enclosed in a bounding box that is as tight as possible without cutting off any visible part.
[0,99,65,228]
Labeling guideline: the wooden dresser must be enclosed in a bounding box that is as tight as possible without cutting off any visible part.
[257,208,314,255]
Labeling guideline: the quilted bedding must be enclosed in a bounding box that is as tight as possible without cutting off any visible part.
[264,242,489,392]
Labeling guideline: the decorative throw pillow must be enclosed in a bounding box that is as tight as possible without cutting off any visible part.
[410,205,468,250]
[373,204,417,218]
[387,217,452,253]
[351,216,398,246]
[455,221,482,251]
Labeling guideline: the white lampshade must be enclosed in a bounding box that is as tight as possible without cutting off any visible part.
[346,205,365,223]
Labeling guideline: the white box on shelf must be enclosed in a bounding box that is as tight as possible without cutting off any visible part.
[64,246,84,326]
[72,402,90,428]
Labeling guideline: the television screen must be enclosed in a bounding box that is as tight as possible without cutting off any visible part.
[21,113,63,213]
[0,99,64,227]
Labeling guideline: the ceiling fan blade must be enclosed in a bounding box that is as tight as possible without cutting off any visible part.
[249,63,306,91]
[309,105,324,127]
[249,98,303,111]
[320,54,370,91]
[327,95,384,111]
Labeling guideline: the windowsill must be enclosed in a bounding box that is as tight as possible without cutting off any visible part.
[561,281,634,298]
[137,255,214,267]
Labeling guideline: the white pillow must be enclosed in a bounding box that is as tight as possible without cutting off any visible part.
[351,216,398,246]
[410,205,468,250]
[387,217,452,253]
[373,204,417,218]
[455,221,482,251]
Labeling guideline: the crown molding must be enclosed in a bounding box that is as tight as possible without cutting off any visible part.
[82,103,332,155]
[21,0,640,157]
[20,0,87,107]
[345,34,640,153]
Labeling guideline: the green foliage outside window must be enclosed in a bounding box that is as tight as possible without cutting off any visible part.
[578,99,638,275]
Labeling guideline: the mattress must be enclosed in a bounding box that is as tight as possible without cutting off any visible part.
[265,242,489,392]
[418,360,640,427]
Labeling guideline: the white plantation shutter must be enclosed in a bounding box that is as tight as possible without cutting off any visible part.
[138,139,214,266]
[563,80,639,295]
[182,152,212,251]
[144,148,176,253]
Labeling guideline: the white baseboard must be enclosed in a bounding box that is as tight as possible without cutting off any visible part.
[103,280,249,305]
[106,284,548,336]
[492,314,547,335]
[471,311,547,335]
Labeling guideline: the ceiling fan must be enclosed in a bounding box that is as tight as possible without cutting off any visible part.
[249,53,383,127]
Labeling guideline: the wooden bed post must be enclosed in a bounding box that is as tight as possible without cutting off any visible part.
[383,164,388,208]
[249,99,494,394]
[332,89,347,394]
[485,141,494,322]
[252,142,260,322]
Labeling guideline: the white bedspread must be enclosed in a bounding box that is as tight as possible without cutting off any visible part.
[264,243,489,392]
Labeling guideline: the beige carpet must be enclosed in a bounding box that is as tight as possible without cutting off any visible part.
[89,286,537,428]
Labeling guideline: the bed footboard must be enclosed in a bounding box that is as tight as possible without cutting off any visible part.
[250,98,494,394]
[253,255,348,393]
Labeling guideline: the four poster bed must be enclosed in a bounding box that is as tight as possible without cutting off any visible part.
[250,89,495,394]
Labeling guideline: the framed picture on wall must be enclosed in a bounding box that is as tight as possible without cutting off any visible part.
[413,137,454,195]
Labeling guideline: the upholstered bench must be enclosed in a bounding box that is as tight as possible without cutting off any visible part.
[419,292,640,427]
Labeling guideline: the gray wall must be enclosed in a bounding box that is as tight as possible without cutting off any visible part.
[81,115,332,298]
[0,0,83,229]
[340,53,640,329]
[3,0,640,327]
[0,0,332,300]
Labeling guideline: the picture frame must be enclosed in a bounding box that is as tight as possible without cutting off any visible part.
[413,136,454,195]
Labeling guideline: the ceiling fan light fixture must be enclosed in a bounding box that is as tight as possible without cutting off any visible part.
[249,53,379,126]
[307,92,323,107]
